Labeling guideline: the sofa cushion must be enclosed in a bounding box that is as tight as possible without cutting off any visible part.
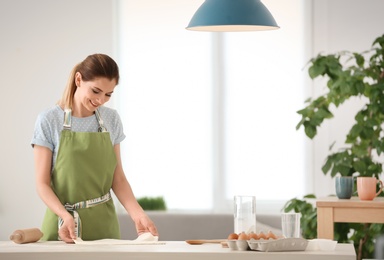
[118,212,281,241]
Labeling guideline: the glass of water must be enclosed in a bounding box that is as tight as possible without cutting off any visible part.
[234,195,256,234]
[281,212,301,238]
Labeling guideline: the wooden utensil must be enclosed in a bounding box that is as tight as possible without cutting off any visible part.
[185,239,226,245]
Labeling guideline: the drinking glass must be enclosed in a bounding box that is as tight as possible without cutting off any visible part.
[234,196,256,234]
[281,213,301,238]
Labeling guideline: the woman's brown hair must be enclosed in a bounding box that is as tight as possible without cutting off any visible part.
[58,54,120,109]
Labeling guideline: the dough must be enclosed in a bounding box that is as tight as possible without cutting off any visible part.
[73,233,164,245]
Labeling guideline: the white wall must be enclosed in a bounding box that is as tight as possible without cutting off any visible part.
[310,0,384,197]
[0,0,116,240]
[0,0,383,241]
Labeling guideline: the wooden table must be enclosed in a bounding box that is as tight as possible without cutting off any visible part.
[316,197,384,239]
[0,241,355,260]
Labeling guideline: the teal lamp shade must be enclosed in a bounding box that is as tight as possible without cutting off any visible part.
[186,0,279,32]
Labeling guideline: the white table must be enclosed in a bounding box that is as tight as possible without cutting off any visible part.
[0,241,355,260]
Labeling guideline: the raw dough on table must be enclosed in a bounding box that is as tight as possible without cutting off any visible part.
[73,232,164,245]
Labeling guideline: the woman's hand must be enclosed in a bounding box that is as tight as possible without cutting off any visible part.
[34,145,77,243]
[58,215,77,243]
[134,214,159,237]
[111,145,159,237]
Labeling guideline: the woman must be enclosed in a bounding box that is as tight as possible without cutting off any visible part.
[31,53,158,242]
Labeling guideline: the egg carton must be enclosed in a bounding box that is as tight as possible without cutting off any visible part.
[227,238,308,252]
[248,238,308,252]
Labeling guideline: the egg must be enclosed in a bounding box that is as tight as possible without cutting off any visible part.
[227,233,239,240]
[266,231,277,240]
[238,232,249,240]
[258,231,267,240]
[248,232,259,240]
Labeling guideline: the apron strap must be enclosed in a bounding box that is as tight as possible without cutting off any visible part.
[62,108,107,132]
[63,109,72,131]
[95,109,108,132]
[58,192,112,239]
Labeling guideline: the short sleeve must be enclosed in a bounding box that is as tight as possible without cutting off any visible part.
[99,106,126,145]
[112,111,126,145]
[30,107,63,151]
[31,112,54,150]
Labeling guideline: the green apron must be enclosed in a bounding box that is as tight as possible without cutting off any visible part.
[41,109,121,240]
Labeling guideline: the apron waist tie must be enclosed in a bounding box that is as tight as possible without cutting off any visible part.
[58,192,112,239]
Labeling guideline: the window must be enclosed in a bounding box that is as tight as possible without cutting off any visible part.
[116,0,309,213]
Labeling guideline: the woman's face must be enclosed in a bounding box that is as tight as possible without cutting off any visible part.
[74,72,116,116]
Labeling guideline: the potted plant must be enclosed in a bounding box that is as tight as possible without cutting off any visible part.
[284,34,384,260]
[137,196,167,211]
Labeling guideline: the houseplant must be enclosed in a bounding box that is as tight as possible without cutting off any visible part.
[284,34,384,260]
[137,196,167,211]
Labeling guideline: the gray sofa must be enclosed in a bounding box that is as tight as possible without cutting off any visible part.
[118,212,282,241]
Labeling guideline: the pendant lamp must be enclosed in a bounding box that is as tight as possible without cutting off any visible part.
[186,0,279,32]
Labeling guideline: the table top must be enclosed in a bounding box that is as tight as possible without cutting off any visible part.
[0,241,356,260]
[317,196,384,208]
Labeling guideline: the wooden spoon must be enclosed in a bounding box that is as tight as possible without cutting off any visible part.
[185,239,226,245]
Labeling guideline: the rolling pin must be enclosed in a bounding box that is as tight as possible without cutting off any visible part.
[10,228,43,244]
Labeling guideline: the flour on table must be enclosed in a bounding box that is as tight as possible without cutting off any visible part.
[73,233,164,245]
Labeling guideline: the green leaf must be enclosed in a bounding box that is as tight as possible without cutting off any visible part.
[308,57,328,79]
[303,194,316,199]
[338,165,352,176]
[354,52,365,67]
[353,160,367,173]
[348,124,364,139]
[296,118,306,130]
[308,65,324,79]
[296,108,308,116]
[304,97,312,103]
[373,34,384,48]
[355,80,365,94]
[304,122,317,139]
[316,107,333,119]
[322,158,333,174]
